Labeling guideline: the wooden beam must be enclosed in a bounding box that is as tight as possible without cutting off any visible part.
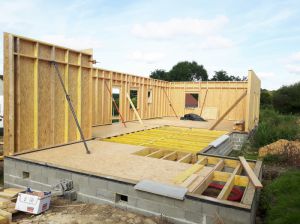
[209,91,247,130]
[3,33,14,155]
[162,151,177,160]
[199,84,208,116]
[242,160,263,205]
[178,153,192,163]
[162,88,178,118]
[126,93,143,125]
[173,164,204,184]
[239,157,263,188]
[33,42,39,149]
[146,149,164,158]
[104,81,127,127]
[190,159,224,193]
[217,164,242,200]
[64,50,69,142]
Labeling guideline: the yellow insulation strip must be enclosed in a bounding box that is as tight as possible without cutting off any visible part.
[173,164,204,184]
[103,126,227,153]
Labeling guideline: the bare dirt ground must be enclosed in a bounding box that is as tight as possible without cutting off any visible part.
[13,197,170,224]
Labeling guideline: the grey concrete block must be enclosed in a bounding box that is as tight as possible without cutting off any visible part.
[4,160,16,175]
[161,205,185,219]
[56,170,72,180]
[88,177,108,196]
[42,167,56,185]
[202,203,219,216]
[182,199,202,213]
[184,211,204,223]
[28,164,45,182]
[96,188,115,201]
[15,176,30,187]
[219,207,251,224]
[128,196,137,207]
[72,173,89,192]
[136,198,161,213]
[63,190,77,201]
[107,181,129,195]
[28,180,44,191]
[15,162,29,177]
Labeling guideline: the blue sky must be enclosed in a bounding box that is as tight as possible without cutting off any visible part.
[0,0,300,90]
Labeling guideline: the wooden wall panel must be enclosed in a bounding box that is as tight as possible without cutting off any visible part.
[4,33,260,155]
[245,70,261,131]
[168,81,248,121]
[91,68,172,126]
[38,60,53,148]
[4,33,92,155]
[18,57,35,151]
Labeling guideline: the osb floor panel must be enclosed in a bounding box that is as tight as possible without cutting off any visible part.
[17,140,193,184]
[92,117,235,139]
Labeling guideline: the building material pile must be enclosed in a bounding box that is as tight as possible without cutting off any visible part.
[0,188,24,223]
[259,139,300,166]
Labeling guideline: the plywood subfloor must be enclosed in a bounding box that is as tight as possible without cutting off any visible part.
[92,117,235,139]
[104,126,227,153]
[17,140,193,184]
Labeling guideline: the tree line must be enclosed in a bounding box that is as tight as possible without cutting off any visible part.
[150,61,246,82]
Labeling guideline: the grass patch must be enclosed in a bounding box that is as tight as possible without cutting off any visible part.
[251,108,300,149]
[260,169,300,224]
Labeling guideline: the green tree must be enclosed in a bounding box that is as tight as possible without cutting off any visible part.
[210,70,246,81]
[273,81,300,114]
[150,69,168,81]
[150,61,208,81]
[260,89,273,108]
[168,61,208,81]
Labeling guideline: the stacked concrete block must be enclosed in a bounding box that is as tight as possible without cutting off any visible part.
[4,157,255,224]
[231,133,248,151]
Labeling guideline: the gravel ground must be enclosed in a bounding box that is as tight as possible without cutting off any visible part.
[13,197,171,224]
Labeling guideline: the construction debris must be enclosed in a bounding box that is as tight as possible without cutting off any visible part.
[0,188,24,223]
[259,139,300,166]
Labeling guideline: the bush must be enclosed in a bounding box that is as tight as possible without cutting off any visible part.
[260,170,300,224]
[273,82,300,114]
[251,108,300,148]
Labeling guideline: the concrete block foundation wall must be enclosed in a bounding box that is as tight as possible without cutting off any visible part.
[203,132,248,156]
[4,157,256,224]
[231,132,249,151]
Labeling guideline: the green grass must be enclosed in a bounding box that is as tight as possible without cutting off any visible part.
[260,170,300,224]
[251,108,300,149]
[230,108,300,160]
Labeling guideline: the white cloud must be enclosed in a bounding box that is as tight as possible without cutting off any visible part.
[40,35,103,50]
[286,64,300,75]
[256,72,275,79]
[128,51,165,64]
[199,36,233,49]
[289,52,300,62]
[284,52,300,75]
[131,16,229,39]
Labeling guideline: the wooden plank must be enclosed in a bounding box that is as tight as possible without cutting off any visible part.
[173,164,204,184]
[163,88,178,118]
[242,160,263,205]
[239,157,263,188]
[126,93,143,125]
[64,50,69,142]
[217,164,242,200]
[33,42,39,148]
[190,159,224,193]
[3,33,15,155]
[199,84,208,116]
[177,153,192,163]
[162,151,177,160]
